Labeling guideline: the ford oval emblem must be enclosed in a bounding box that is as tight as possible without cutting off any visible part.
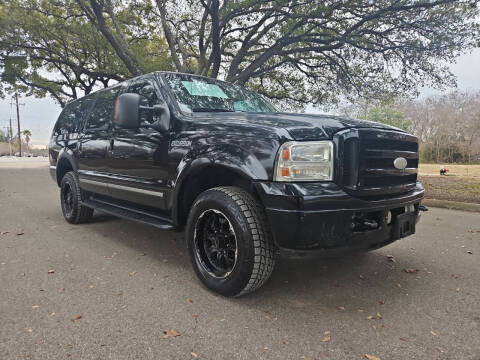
[393,157,408,170]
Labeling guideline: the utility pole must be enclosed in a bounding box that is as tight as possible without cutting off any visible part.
[15,92,22,157]
[8,118,13,156]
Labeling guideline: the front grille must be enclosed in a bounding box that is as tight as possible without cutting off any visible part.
[335,128,419,196]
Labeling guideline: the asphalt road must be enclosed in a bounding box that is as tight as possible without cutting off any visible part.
[1,162,479,360]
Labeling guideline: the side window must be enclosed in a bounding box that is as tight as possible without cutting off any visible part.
[55,102,81,135]
[76,94,97,130]
[127,79,162,124]
[85,87,119,130]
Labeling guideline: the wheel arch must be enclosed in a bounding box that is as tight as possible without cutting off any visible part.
[172,162,263,229]
[55,149,77,186]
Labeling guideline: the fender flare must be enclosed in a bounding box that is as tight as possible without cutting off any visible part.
[171,145,269,226]
[55,147,78,185]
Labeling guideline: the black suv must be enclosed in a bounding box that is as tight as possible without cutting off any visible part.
[49,71,424,296]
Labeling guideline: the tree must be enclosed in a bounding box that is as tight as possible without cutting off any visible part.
[22,129,31,152]
[360,101,412,131]
[154,0,479,108]
[0,0,173,106]
[0,129,8,142]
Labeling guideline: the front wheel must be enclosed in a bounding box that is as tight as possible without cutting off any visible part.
[60,171,93,224]
[186,186,275,297]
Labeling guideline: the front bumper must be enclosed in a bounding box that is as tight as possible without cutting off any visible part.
[253,181,424,252]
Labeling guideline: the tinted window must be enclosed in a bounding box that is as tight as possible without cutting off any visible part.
[127,79,163,124]
[54,95,95,135]
[55,104,77,135]
[85,86,120,130]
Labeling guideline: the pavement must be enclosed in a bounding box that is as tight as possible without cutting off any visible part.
[1,160,479,360]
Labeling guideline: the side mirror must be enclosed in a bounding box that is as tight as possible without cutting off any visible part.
[114,93,141,129]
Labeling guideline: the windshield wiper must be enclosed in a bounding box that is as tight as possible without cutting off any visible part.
[192,107,235,112]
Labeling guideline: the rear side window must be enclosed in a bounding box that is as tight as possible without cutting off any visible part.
[54,105,77,135]
[85,86,119,130]
[54,95,97,135]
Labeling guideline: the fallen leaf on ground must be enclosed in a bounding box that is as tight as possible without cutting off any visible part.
[163,329,180,339]
[377,312,382,319]
[129,271,136,277]
[72,315,82,321]
[337,306,345,311]
[386,255,395,262]
[467,251,473,254]
[47,269,55,274]
[1,231,9,235]
[32,305,40,309]
[16,231,24,236]
[430,331,438,336]
[189,299,194,303]
[367,315,375,320]
[403,268,418,273]
[365,354,381,360]
[324,331,330,335]
[379,300,385,305]
[322,336,331,342]
[190,352,198,358]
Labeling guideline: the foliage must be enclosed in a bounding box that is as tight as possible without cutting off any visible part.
[359,102,412,131]
[22,129,31,149]
[1,0,479,109]
[0,0,173,106]
[155,0,480,108]
[0,129,8,142]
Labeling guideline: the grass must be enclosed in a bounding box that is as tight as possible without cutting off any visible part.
[418,164,480,204]
[419,163,480,178]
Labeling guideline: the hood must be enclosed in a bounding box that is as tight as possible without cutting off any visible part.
[192,112,403,141]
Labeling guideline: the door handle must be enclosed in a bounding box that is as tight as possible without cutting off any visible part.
[109,138,114,151]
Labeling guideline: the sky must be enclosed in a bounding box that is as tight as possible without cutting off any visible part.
[1,48,480,146]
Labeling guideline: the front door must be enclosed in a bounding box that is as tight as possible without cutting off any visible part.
[108,77,170,209]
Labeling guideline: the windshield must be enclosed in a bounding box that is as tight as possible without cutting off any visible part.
[163,73,277,113]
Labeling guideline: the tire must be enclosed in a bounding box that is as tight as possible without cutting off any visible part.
[186,186,275,297]
[60,171,93,224]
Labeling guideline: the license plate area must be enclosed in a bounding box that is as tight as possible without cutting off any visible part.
[392,212,416,239]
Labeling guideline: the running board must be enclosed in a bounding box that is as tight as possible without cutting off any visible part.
[81,198,174,230]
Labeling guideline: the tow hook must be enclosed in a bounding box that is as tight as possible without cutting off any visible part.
[418,205,429,212]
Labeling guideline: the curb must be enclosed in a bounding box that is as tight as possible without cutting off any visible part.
[422,199,480,213]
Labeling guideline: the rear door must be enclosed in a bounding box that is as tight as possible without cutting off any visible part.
[50,97,94,169]
[108,76,170,209]
[77,86,120,195]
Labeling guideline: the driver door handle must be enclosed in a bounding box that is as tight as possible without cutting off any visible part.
[109,138,114,151]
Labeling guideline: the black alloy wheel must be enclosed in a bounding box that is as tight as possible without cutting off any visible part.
[194,209,238,278]
[60,171,94,224]
[186,186,275,297]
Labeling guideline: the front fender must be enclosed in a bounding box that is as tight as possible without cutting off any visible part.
[170,144,269,225]
[54,147,78,185]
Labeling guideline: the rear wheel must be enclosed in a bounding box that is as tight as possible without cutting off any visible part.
[186,186,275,297]
[60,171,93,224]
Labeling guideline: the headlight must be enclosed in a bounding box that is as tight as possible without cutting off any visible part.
[274,141,334,181]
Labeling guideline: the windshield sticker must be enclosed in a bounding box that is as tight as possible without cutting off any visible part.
[181,81,228,98]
